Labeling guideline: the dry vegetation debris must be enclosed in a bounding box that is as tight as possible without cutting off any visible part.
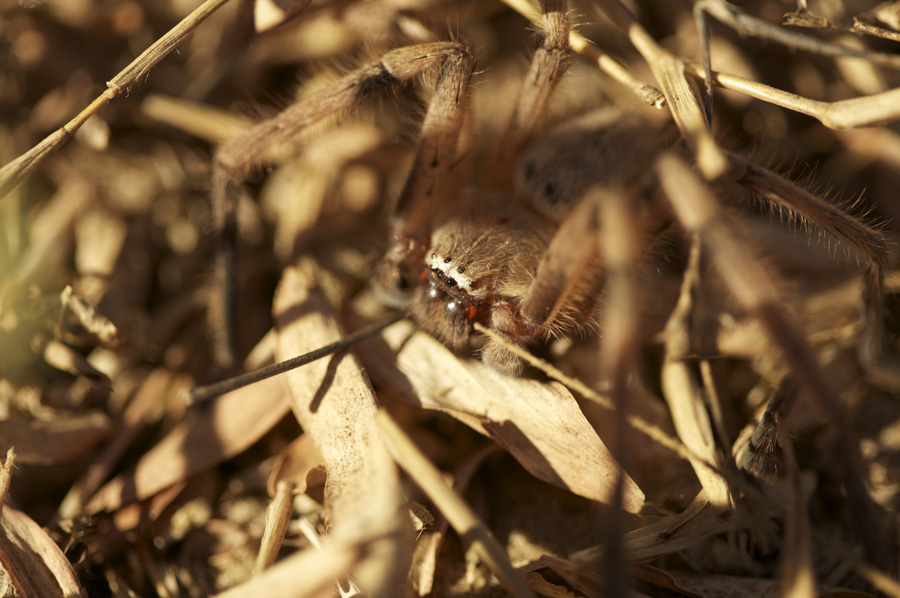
[2,0,900,596]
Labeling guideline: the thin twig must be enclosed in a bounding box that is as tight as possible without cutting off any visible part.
[0,0,234,200]
[701,0,900,69]
[682,61,900,128]
[187,313,404,403]
[785,6,900,44]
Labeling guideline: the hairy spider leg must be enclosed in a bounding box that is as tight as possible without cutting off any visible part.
[487,0,571,189]
[378,49,477,303]
[209,42,474,368]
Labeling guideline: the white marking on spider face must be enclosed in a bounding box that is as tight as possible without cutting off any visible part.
[428,252,475,292]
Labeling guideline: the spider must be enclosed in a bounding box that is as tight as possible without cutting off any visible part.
[207,0,886,378]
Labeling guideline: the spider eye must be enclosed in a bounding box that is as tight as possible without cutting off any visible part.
[447,278,457,287]
[444,256,452,263]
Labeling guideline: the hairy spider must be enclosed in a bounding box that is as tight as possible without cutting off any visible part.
[208,0,885,377]
[5,2,900,595]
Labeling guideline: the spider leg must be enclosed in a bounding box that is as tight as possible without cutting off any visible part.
[520,190,604,332]
[725,152,886,268]
[209,42,473,368]
[377,49,477,303]
[487,0,571,189]
[481,188,608,374]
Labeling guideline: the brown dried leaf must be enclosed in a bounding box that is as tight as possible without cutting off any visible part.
[254,480,295,574]
[661,245,734,514]
[373,321,644,511]
[0,411,111,465]
[60,286,119,345]
[376,410,537,598]
[57,368,188,521]
[568,491,746,568]
[272,260,412,597]
[84,373,289,514]
[868,1,900,30]
[0,505,87,598]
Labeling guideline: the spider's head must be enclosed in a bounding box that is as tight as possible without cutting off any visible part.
[407,252,488,347]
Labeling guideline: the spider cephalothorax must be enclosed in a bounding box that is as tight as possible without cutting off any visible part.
[407,192,559,349]
[384,101,666,374]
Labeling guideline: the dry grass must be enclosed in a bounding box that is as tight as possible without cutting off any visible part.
[2,0,900,596]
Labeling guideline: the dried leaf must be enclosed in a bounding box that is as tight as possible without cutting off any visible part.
[57,368,189,520]
[368,321,644,512]
[377,410,537,598]
[60,286,119,345]
[0,505,87,598]
[0,411,111,465]
[568,491,745,567]
[661,244,734,514]
[84,373,289,514]
[272,261,412,597]
[254,480,295,574]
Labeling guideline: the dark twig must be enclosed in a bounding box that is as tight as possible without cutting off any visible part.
[187,313,404,403]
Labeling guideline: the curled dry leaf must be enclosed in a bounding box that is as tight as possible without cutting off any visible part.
[272,261,412,597]
[0,505,87,598]
[359,320,644,512]
[0,446,86,597]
